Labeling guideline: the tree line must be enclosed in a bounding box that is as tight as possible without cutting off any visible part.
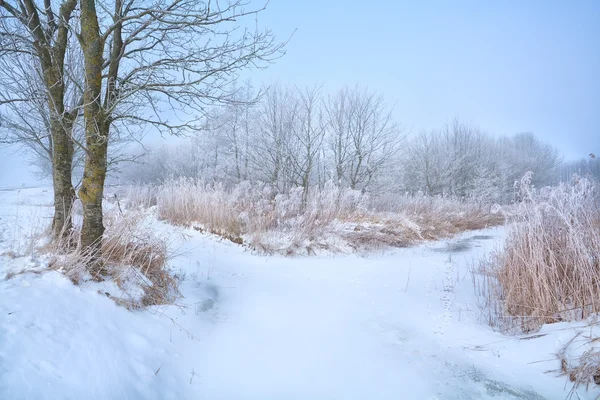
[125,82,569,205]
[124,83,405,196]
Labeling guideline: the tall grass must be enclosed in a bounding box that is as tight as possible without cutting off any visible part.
[45,205,178,308]
[476,172,600,333]
[121,178,504,255]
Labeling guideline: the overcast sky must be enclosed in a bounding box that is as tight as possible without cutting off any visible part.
[1,0,598,187]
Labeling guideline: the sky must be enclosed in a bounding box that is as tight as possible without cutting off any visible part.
[250,0,599,157]
[1,0,598,186]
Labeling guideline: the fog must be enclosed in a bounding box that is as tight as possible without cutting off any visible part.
[0,146,40,188]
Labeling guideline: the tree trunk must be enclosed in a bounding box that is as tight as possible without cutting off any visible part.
[79,0,108,275]
[50,118,75,241]
[79,126,108,262]
[43,60,76,244]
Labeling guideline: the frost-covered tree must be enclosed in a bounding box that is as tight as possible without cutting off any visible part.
[324,86,404,192]
[402,120,561,203]
[209,81,258,184]
[252,83,298,191]
[290,85,326,198]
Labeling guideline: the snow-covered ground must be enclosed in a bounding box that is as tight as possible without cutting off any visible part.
[0,187,598,399]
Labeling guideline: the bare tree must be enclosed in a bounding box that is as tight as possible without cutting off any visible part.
[0,41,87,181]
[76,0,285,268]
[0,0,80,239]
[401,119,563,203]
[209,80,257,184]
[292,85,326,200]
[325,87,352,186]
[343,86,403,192]
[439,119,487,197]
[0,53,56,178]
[509,132,562,188]
[253,83,298,191]
[402,130,446,195]
[125,83,407,199]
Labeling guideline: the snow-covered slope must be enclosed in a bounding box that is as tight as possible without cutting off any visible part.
[0,187,596,399]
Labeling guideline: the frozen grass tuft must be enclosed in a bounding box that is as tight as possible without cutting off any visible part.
[46,207,178,309]
[121,178,504,255]
[475,172,600,334]
[552,329,600,398]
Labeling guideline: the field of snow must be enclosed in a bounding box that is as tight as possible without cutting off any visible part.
[0,187,598,399]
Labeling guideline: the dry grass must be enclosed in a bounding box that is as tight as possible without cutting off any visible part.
[552,330,600,398]
[121,178,504,255]
[475,172,600,334]
[47,206,178,308]
[473,171,600,394]
[5,268,43,280]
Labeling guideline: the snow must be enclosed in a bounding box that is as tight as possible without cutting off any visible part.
[0,187,598,399]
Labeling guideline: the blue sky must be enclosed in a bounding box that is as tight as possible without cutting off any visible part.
[251,0,599,158]
[1,0,598,186]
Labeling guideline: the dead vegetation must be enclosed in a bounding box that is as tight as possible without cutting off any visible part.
[46,204,178,309]
[4,268,42,281]
[475,172,600,334]
[553,330,600,398]
[472,172,600,393]
[121,179,504,255]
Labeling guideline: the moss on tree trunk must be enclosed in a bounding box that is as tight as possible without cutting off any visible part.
[43,62,76,243]
[50,117,75,241]
[79,0,108,276]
